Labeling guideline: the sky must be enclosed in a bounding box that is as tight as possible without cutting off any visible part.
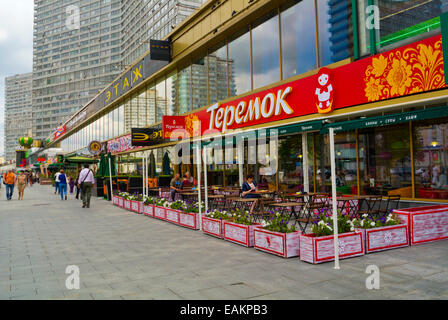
[0,0,34,157]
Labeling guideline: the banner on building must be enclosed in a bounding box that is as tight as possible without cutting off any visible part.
[162,116,186,139]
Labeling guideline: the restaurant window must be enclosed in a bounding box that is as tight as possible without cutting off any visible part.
[130,94,139,128]
[108,111,113,139]
[166,71,177,116]
[138,91,147,126]
[315,132,357,194]
[118,104,125,135]
[192,54,208,110]
[103,114,109,141]
[413,119,448,200]
[252,10,280,89]
[359,124,412,196]
[177,65,191,115]
[146,84,156,126]
[156,78,166,122]
[280,0,317,79]
[228,28,251,96]
[317,0,352,66]
[113,107,119,138]
[357,0,442,55]
[278,134,303,192]
[208,43,228,104]
[124,99,131,133]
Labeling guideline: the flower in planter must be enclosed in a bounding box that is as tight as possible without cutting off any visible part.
[231,208,254,225]
[262,210,296,233]
[353,213,401,229]
[170,200,184,210]
[311,210,353,237]
[206,209,231,220]
[144,196,155,205]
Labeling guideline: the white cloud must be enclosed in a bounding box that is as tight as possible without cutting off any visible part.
[0,29,8,43]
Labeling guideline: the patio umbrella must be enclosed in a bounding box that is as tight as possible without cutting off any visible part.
[162,151,171,175]
[149,151,156,178]
[98,153,106,177]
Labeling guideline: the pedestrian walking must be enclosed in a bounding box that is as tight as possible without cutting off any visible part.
[4,169,16,200]
[68,176,75,194]
[77,164,95,208]
[54,171,61,194]
[16,171,28,200]
[75,170,81,199]
[58,169,68,200]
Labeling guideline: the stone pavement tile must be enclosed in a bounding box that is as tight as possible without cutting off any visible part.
[125,288,182,300]
[62,292,95,300]
[108,279,143,293]
[178,286,240,300]
[221,282,270,299]
[164,277,222,295]
[382,262,444,278]
[423,271,448,283]
[247,289,308,300]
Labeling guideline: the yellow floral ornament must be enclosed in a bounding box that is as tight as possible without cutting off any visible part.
[386,58,412,96]
[364,38,445,102]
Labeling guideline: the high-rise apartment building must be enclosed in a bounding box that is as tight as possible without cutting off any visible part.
[4,73,33,161]
[32,0,205,142]
[121,0,205,66]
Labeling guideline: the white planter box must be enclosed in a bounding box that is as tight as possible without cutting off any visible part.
[118,197,124,208]
[394,205,448,245]
[254,228,301,258]
[299,231,364,264]
[130,200,140,213]
[166,208,181,224]
[202,216,224,239]
[142,204,154,217]
[356,224,409,253]
[154,205,166,220]
[178,211,200,230]
[223,221,261,247]
[123,199,131,211]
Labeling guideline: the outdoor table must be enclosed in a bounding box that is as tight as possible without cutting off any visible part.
[267,201,303,222]
[207,194,225,210]
[333,196,365,217]
[233,197,274,221]
[253,190,276,198]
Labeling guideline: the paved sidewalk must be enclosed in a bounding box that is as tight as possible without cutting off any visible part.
[0,185,447,300]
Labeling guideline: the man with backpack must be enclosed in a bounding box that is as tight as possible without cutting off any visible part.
[77,164,95,208]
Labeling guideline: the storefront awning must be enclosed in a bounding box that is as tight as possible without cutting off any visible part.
[320,106,448,134]
[64,156,99,164]
[189,120,323,149]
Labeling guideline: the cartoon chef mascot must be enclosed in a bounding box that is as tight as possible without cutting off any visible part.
[314,67,334,114]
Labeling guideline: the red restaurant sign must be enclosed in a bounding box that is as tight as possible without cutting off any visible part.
[162,116,186,139]
[180,35,445,137]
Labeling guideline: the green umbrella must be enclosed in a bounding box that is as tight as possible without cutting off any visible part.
[162,151,171,175]
[98,153,106,177]
[149,151,156,178]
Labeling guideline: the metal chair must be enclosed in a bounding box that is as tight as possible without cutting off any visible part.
[379,195,401,217]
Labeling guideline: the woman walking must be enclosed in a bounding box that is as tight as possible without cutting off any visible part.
[58,169,68,200]
[16,171,28,200]
[69,175,75,194]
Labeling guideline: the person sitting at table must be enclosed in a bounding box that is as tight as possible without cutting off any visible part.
[241,174,261,213]
[241,174,261,199]
[170,173,183,201]
[182,171,195,189]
